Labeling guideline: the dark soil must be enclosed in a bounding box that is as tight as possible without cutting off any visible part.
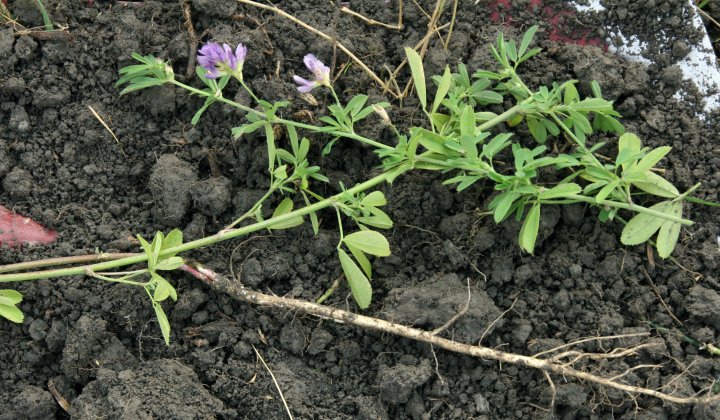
[2,0,720,418]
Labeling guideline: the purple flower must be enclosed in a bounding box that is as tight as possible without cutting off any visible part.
[293,54,331,93]
[197,42,247,79]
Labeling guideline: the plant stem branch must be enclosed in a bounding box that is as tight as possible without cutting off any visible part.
[0,171,398,283]
[169,80,395,151]
[566,194,693,225]
[0,253,137,274]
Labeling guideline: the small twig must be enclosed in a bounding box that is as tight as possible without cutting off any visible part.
[339,1,403,30]
[641,265,683,326]
[383,22,451,98]
[253,345,294,420]
[478,297,517,345]
[443,0,458,50]
[182,0,199,77]
[88,105,126,157]
[237,0,400,98]
[431,277,471,335]
[698,8,720,31]
[48,379,70,413]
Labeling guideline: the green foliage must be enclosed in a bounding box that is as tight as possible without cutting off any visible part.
[318,95,390,136]
[116,54,175,95]
[0,289,24,323]
[136,229,184,345]
[395,25,691,256]
[98,23,705,334]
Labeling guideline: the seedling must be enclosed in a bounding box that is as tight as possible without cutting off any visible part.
[0,28,707,345]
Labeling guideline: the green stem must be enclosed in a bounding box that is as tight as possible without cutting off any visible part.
[239,79,262,104]
[567,194,693,225]
[34,0,53,31]
[223,184,278,231]
[170,80,395,151]
[0,171,398,283]
[0,253,136,274]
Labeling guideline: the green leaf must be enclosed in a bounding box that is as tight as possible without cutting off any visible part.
[269,198,304,230]
[0,289,23,306]
[492,191,520,223]
[232,121,264,139]
[633,146,671,174]
[634,171,679,198]
[460,105,475,137]
[264,123,276,173]
[539,183,582,200]
[620,201,672,246]
[618,133,642,171]
[595,180,620,203]
[152,302,172,345]
[412,127,455,156]
[137,234,157,271]
[346,95,369,117]
[432,67,453,113]
[160,229,183,258]
[156,256,184,271]
[357,207,394,229]
[518,25,539,59]
[527,116,547,144]
[0,304,24,323]
[656,201,683,258]
[298,138,310,163]
[191,98,214,126]
[361,191,387,207]
[571,97,614,113]
[346,244,372,278]
[472,90,504,104]
[151,232,163,264]
[404,47,427,109]
[338,249,372,309]
[505,40,517,62]
[152,272,177,302]
[343,231,391,257]
[563,82,579,104]
[302,192,319,236]
[519,203,541,253]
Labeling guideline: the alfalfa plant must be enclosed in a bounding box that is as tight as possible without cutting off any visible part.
[0,27,702,344]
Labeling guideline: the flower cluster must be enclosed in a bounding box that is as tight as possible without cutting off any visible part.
[197,42,247,79]
[197,43,331,94]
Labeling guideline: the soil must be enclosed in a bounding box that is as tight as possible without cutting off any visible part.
[2,0,720,418]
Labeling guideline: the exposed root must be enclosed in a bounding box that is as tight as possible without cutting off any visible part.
[478,297,516,345]
[195,269,720,406]
[431,277,471,335]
